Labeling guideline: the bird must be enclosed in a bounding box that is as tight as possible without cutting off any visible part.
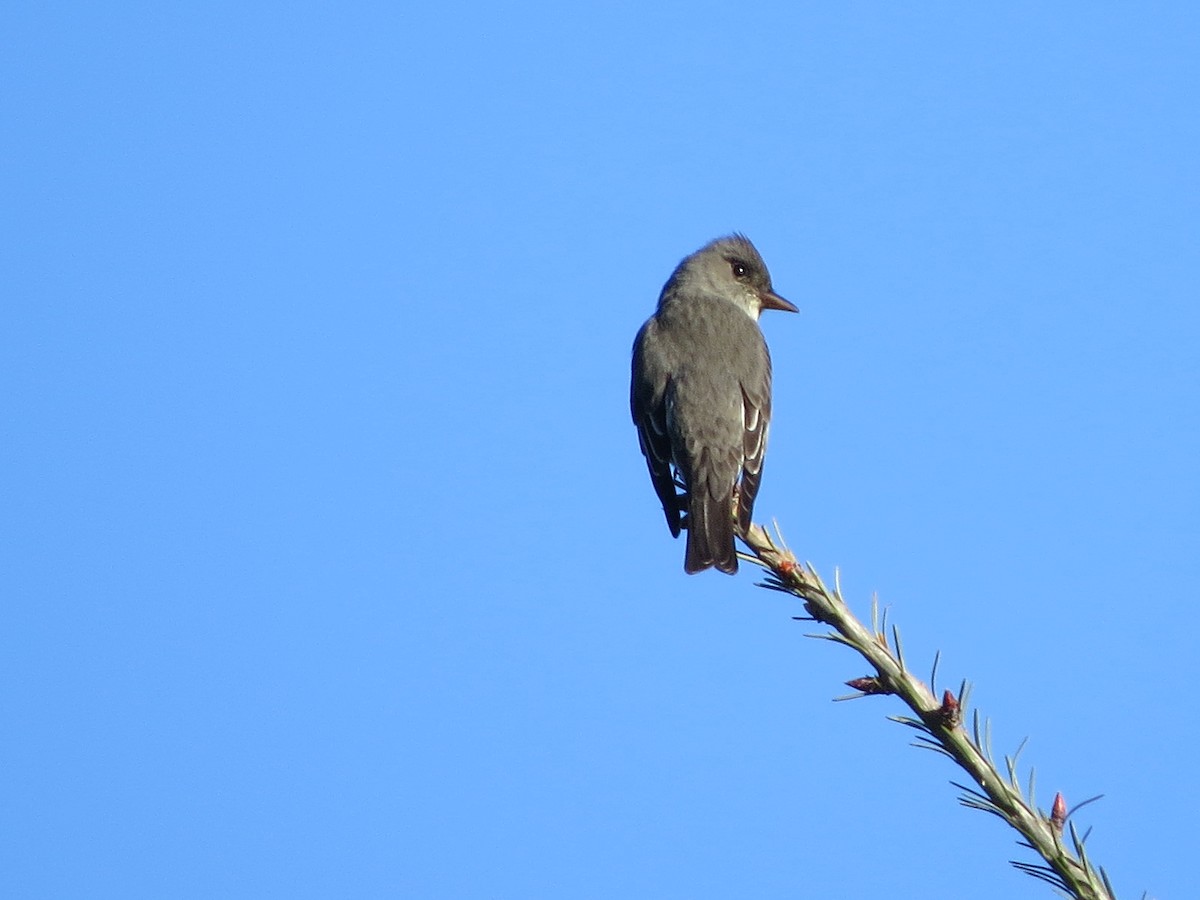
[631,234,796,574]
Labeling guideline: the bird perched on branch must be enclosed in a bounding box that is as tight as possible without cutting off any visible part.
[631,234,795,574]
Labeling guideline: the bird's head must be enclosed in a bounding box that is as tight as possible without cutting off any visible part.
[666,234,797,320]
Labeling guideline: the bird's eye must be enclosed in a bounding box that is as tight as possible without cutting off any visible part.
[730,261,749,280]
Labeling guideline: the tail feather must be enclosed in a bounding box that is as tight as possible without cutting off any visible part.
[684,490,738,574]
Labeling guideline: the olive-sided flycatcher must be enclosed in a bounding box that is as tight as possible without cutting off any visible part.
[631,235,796,574]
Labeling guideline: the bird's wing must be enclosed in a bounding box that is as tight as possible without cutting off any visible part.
[737,370,772,536]
[631,324,682,536]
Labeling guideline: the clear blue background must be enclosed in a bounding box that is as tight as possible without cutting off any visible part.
[4,3,1197,898]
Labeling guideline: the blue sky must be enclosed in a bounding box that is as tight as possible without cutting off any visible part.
[4,3,1198,898]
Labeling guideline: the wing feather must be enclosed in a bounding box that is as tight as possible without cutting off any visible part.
[631,323,682,536]
[737,366,772,535]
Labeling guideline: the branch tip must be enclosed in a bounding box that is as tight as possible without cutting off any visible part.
[740,516,1114,900]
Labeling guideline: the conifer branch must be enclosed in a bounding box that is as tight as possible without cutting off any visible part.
[739,522,1119,900]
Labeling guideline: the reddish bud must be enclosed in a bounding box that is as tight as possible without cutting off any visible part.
[1051,792,1067,832]
[940,689,961,726]
[845,676,889,695]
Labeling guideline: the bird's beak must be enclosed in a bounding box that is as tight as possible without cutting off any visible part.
[760,290,798,313]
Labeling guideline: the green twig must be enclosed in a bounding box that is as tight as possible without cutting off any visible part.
[739,521,1119,900]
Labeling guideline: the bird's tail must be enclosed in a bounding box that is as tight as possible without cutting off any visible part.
[684,489,738,574]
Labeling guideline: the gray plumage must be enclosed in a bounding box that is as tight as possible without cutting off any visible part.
[631,234,796,574]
